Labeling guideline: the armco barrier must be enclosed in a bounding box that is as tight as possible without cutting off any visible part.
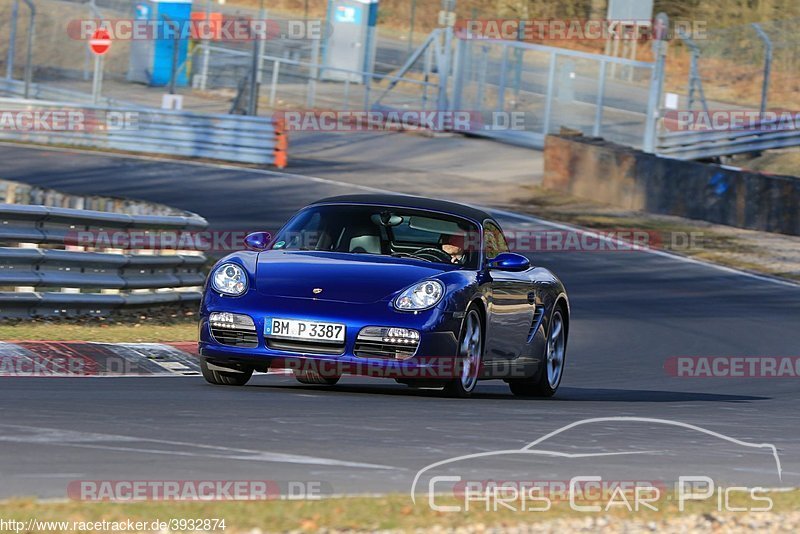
[544,134,800,236]
[0,204,209,318]
[0,98,287,168]
[657,121,800,161]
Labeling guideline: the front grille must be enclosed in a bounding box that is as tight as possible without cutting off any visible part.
[266,338,345,355]
[354,340,418,360]
[210,326,259,348]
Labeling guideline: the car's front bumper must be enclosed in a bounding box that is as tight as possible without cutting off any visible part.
[198,293,463,380]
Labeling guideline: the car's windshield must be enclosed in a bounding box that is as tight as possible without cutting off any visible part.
[271,205,481,268]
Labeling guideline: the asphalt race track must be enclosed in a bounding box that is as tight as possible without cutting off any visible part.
[1,143,799,499]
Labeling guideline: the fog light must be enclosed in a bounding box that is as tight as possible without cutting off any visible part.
[209,312,256,331]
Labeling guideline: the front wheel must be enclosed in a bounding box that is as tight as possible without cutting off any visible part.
[508,309,566,398]
[200,359,253,386]
[443,307,483,398]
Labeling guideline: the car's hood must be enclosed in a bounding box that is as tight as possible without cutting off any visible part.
[256,251,455,304]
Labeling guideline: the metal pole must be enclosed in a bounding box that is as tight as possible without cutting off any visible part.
[21,0,35,98]
[256,9,268,85]
[307,30,320,108]
[407,0,417,56]
[199,0,211,90]
[6,0,19,79]
[496,44,508,112]
[437,26,452,111]
[91,54,104,104]
[541,52,557,135]
[268,59,280,106]
[643,13,669,153]
[171,25,181,95]
[593,60,607,137]
[752,23,772,117]
[644,43,667,153]
[246,0,264,115]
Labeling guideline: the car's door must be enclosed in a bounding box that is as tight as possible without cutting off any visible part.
[483,221,536,361]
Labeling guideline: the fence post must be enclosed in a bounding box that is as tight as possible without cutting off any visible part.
[199,0,211,90]
[437,26,453,111]
[450,35,466,112]
[269,60,281,106]
[593,59,607,137]
[6,0,19,79]
[21,0,35,99]
[752,23,772,117]
[496,43,508,112]
[643,45,666,153]
[541,51,557,135]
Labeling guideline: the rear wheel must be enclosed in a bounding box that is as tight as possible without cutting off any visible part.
[443,307,483,398]
[508,309,566,398]
[294,369,341,385]
[200,359,253,386]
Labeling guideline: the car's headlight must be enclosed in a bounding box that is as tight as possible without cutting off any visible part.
[211,263,248,296]
[394,280,444,311]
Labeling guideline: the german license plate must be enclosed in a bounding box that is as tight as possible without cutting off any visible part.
[264,318,345,343]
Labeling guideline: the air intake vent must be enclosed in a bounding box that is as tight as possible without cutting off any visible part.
[527,307,545,342]
[354,340,418,360]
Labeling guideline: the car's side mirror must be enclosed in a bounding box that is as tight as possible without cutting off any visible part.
[487,252,531,272]
[243,231,272,252]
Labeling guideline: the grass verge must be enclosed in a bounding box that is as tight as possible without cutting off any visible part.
[0,311,198,343]
[0,322,197,343]
[1,490,798,532]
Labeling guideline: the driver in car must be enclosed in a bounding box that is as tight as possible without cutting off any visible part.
[441,234,466,265]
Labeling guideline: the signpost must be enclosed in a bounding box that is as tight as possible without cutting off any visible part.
[89,29,111,104]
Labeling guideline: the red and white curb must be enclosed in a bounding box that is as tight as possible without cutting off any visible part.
[0,341,201,377]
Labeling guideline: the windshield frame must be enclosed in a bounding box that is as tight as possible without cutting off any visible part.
[270,202,485,270]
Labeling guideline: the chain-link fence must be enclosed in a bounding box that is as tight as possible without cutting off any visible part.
[453,37,656,149]
[665,18,800,112]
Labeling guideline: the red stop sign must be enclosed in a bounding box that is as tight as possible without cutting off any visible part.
[89,29,111,56]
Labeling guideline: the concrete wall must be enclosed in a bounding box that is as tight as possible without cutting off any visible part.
[544,134,800,236]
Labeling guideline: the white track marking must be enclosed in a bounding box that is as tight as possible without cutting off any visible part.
[0,424,397,470]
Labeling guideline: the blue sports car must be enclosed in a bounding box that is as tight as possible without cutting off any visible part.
[198,194,569,398]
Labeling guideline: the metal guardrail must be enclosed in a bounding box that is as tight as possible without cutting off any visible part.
[0,204,209,318]
[0,78,136,108]
[657,126,800,160]
[0,97,287,167]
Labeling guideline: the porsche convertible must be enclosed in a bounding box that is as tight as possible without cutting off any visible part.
[198,194,569,398]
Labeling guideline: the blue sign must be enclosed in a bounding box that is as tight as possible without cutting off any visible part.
[334,5,362,24]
